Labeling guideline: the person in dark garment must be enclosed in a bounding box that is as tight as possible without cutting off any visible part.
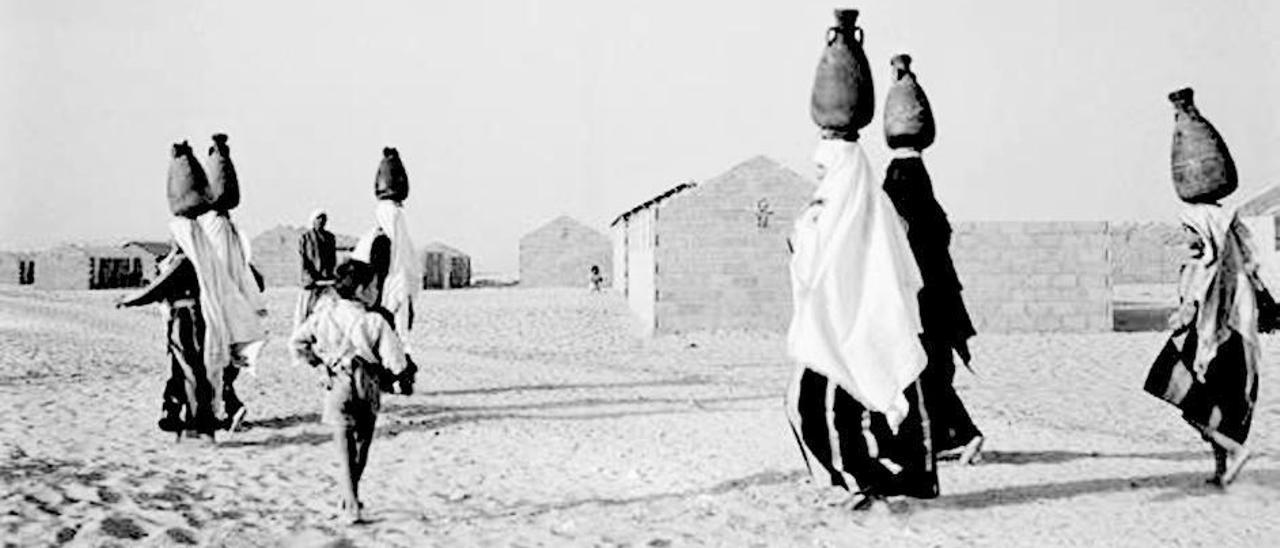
[882,154,984,464]
[117,247,219,441]
[1148,203,1261,486]
[294,209,337,329]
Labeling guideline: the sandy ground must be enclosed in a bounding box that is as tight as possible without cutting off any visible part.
[1,286,1277,547]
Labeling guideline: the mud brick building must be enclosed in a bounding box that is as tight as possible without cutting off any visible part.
[422,242,471,290]
[611,156,814,335]
[32,245,153,290]
[519,216,611,288]
[0,251,36,286]
[122,240,175,278]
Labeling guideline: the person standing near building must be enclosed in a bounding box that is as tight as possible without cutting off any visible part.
[295,208,337,329]
[588,265,604,292]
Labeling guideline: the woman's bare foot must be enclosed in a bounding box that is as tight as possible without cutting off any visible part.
[958,435,984,466]
[1220,447,1252,486]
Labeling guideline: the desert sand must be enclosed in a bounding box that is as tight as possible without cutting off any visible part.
[1,286,1277,547]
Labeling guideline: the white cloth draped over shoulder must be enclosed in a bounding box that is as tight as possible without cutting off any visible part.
[169,218,235,418]
[1178,204,1260,387]
[354,200,420,343]
[786,139,927,429]
[198,211,268,371]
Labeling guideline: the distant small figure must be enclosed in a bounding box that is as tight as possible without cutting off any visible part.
[588,265,604,292]
[755,198,774,229]
[295,209,337,329]
[290,259,413,524]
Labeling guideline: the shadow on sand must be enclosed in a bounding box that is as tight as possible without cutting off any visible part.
[219,391,776,449]
[979,449,1209,466]
[924,467,1280,511]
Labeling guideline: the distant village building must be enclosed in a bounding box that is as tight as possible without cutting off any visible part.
[611,156,813,335]
[250,226,357,287]
[32,245,152,290]
[0,252,36,286]
[422,242,471,290]
[122,240,174,277]
[1108,222,1185,286]
[519,216,611,288]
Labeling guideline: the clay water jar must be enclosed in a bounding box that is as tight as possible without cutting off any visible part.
[883,54,936,151]
[167,141,212,219]
[375,147,409,202]
[1169,87,1237,203]
[204,133,240,211]
[811,9,874,138]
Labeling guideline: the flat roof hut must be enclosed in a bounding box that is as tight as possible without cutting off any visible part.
[33,244,153,290]
[0,251,36,286]
[422,242,471,290]
[122,240,174,278]
[519,216,611,288]
[610,156,813,335]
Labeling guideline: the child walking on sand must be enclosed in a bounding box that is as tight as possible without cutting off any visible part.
[290,259,411,523]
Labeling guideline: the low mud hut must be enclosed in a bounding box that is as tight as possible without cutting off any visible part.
[519,216,611,288]
[422,242,471,290]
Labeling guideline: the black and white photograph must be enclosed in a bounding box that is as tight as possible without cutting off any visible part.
[1,1,1278,546]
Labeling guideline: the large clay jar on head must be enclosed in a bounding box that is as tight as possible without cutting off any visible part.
[811,9,874,139]
[167,141,212,218]
[205,133,240,211]
[1169,88,1237,203]
[884,54,935,151]
[375,147,409,202]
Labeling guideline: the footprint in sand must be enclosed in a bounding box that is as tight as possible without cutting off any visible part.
[99,515,149,541]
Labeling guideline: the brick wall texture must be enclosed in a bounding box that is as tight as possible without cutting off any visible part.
[519,216,612,288]
[614,158,1120,333]
[32,246,153,290]
[951,222,1112,333]
[1108,222,1186,285]
[651,156,814,334]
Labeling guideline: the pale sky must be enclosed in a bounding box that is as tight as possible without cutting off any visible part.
[2,0,1277,274]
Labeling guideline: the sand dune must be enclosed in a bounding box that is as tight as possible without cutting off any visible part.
[1,286,1277,546]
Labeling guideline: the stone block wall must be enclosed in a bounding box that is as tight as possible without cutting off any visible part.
[653,157,813,334]
[952,222,1112,332]
[519,217,612,288]
[1108,222,1185,285]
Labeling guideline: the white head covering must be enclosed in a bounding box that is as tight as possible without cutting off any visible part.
[197,211,268,372]
[1178,203,1259,389]
[354,200,420,342]
[787,139,927,428]
[169,218,233,418]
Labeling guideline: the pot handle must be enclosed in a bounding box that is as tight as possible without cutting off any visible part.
[825,25,865,45]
